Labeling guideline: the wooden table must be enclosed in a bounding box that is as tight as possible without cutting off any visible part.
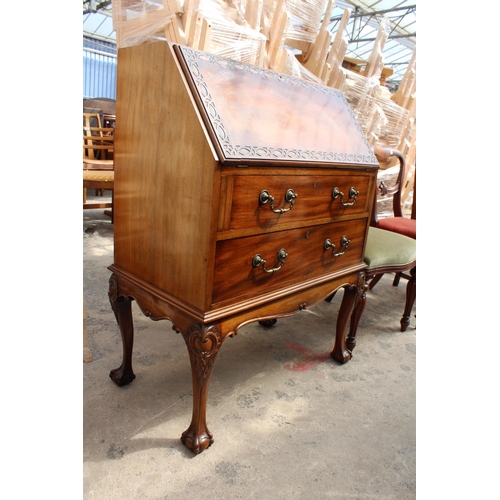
[108,42,379,454]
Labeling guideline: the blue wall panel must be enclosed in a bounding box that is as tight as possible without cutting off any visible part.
[83,37,117,99]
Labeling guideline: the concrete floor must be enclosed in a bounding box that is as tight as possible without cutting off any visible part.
[83,201,416,499]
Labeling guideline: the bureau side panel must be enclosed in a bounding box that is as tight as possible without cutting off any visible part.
[113,42,219,310]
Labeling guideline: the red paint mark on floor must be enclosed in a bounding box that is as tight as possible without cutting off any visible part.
[284,341,331,372]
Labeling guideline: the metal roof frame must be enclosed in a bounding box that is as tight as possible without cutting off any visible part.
[330,0,416,86]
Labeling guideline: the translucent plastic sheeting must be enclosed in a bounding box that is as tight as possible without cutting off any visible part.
[198,0,267,65]
[375,164,414,220]
[283,0,325,42]
[362,17,389,80]
[113,0,267,64]
[339,67,410,149]
[198,0,246,24]
[262,0,326,43]
[373,96,410,150]
[113,1,331,67]
[393,48,416,109]
[280,49,324,83]
[206,18,266,65]
[340,69,381,141]
[112,0,181,48]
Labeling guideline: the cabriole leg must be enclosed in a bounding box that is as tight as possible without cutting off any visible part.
[331,272,366,363]
[331,285,358,364]
[180,323,223,454]
[346,280,369,353]
[108,274,136,386]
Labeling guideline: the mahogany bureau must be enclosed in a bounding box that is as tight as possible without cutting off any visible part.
[108,41,379,454]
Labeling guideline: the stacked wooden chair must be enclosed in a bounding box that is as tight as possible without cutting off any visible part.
[83,111,115,221]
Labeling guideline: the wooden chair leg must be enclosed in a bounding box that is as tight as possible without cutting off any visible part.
[393,272,402,286]
[103,189,114,223]
[368,273,384,290]
[400,266,416,332]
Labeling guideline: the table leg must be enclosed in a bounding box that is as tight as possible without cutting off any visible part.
[108,273,136,386]
[331,272,366,364]
[180,323,223,454]
[346,279,369,353]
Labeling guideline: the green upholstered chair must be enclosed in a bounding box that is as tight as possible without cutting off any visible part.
[369,145,416,291]
[345,226,416,355]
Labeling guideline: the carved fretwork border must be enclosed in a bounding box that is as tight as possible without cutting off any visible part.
[179,46,377,165]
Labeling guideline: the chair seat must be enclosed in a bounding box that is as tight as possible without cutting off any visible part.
[83,159,114,170]
[377,216,416,239]
[83,171,114,182]
[364,227,416,269]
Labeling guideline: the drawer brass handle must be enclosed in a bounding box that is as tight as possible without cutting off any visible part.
[324,236,350,257]
[252,248,288,274]
[332,187,359,207]
[259,189,298,214]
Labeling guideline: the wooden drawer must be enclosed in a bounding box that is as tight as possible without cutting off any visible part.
[212,217,368,305]
[226,173,372,231]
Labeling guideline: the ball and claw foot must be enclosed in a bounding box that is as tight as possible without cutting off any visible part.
[181,427,214,455]
[330,348,352,364]
[109,367,136,387]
